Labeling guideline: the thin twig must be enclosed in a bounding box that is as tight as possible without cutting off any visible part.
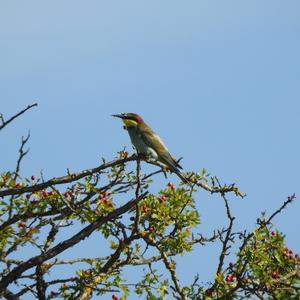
[0,103,37,131]
[8,133,31,218]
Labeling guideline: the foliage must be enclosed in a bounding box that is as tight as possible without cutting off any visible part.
[0,105,298,300]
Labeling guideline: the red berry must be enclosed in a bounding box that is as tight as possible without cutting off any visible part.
[31,199,38,205]
[167,182,176,190]
[271,271,279,279]
[64,191,71,198]
[112,295,119,300]
[160,195,168,202]
[142,205,150,213]
[225,274,233,282]
[42,191,49,198]
[31,175,36,180]
[18,222,26,228]
[149,226,155,233]
[103,199,109,205]
[205,288,212,296]
[271,231,276,236]
[289,250,293,255]
[99,192,109,200]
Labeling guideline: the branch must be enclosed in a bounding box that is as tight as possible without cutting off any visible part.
[160,250,187,300]
[0,154,243,199]
[78,234,140,300]
[13,132,31,180]
[215,180,235,277]
[1,289,20,300]
[0,179,118,232]
[35,265,46,300]
[191,176,245,198]
[0,103,37,131]
[8,133,31,218]
[33,231,221,270]
[239,194,296,255]
[264,193,296,225]
[219,193,297,299]
[146,236,187,300]
[0,192,147,291]
[0,155,138,197]
[207,184,236,297]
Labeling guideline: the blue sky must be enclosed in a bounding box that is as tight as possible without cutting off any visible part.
[1,1,300,298]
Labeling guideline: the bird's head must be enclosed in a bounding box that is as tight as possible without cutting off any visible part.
[112,113,143,128]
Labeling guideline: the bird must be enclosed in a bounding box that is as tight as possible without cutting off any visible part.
[112,113,188,183]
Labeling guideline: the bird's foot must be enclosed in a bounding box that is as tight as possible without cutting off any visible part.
[137,153,148,160]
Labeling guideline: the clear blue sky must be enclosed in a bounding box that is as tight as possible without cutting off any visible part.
[1,1,300,298]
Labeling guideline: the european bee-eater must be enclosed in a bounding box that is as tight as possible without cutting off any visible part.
[112,113,188,183]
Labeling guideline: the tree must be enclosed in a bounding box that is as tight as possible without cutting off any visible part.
[0,104,299,300]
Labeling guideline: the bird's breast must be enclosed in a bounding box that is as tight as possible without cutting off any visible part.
[127,127,157,159]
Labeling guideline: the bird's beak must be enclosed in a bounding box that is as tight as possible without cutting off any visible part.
[112,114,125,119]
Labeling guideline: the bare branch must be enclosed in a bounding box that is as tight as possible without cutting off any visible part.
[8,132,31,218]
[1,289,20,300]
[35,265,46,300]
[13,132,31,180]
[215,193,235,278]
[264,193,296,225]
[0,103,38,131]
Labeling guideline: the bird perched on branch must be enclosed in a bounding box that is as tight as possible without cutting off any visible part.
[112,113,188,183]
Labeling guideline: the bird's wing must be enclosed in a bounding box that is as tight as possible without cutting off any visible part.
[140,126,182,171]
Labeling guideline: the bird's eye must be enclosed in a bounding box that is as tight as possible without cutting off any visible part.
[123,125,127,130]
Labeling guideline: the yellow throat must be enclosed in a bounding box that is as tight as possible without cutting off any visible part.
[123,119,138,127]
